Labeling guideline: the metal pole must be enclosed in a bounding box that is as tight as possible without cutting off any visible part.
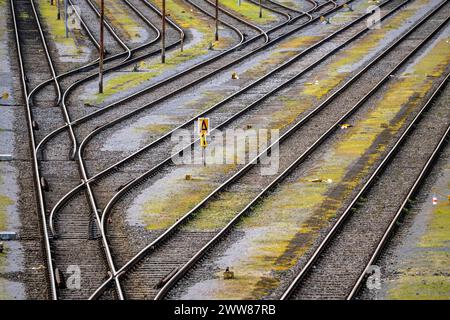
[64,0,68,37]
[215,0,219,41]
[162,0,166,63]
[259,0,262,18]
[180,31,184,52]
[57,0,61,20]
[99,0,104,93]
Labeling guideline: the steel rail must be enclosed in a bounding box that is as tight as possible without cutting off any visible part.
[29,0,77,159]
[91,0,392,216]
[155,2,450,300]
[60,0,165,160]
[61,0,278,300]
[205,0,291,27]
[346,74,450,300]
[280,13,450,300]
[84,0,131,58]
[60,0,342,188]
[100,0,405,232]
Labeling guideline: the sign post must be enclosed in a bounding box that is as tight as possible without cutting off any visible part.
[198,118,210,167]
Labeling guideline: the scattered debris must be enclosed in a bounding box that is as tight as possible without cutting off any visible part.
[246,124,252,130]
[185,174,192,181]
[310,178,323,183]
[0,242,4,253]
[0,232,17,241]
[84,102,95,108]
[223,267,234,280]
[340,124,353,129]
[327,179,333,184]
[132,63,139,72]
[208,42,214,50]
[232,72,239,80]
[2,92,9,100]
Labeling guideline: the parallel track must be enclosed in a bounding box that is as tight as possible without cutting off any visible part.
[151,1,450,300]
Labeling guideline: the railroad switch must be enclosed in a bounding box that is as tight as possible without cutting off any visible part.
[40,177,49,192]
[320,16,330,24]
[223,267,234,280]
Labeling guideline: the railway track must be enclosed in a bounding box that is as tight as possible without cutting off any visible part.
[12,0,177,300]
[11,0,59,300]
[79,0,395,210]
[145,0,450,300]
[83,0,449,300]
[16,0,298,299]
[44,0,344,240]
[347,76,450,300]
[282,73,450,300]
[48,0,359,238]
[35,0,334,156]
